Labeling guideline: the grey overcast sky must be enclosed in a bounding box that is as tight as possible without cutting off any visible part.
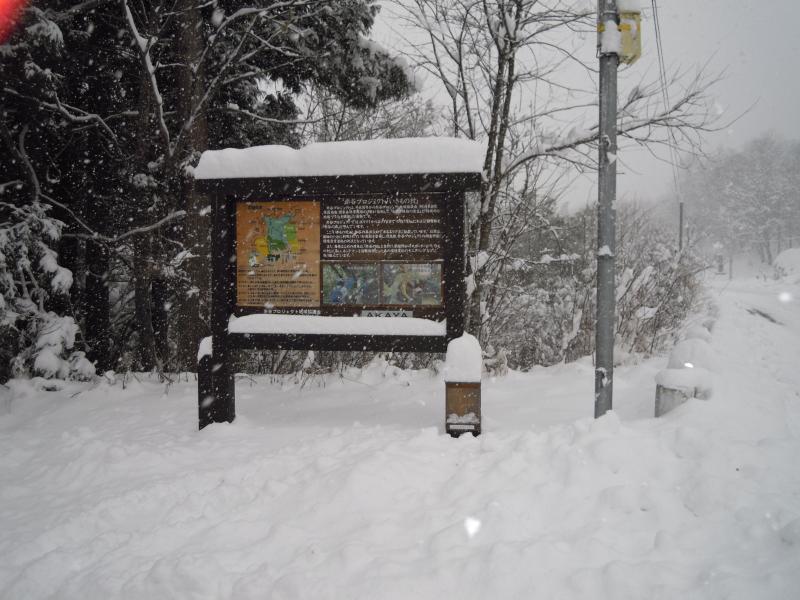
[659,0,800,142]
[616,0,800,204]
[375,0,800,209]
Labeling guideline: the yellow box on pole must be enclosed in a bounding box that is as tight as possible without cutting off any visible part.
[619,11,642,64]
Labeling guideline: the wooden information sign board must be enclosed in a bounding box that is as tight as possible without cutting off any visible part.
[196,172,480,431]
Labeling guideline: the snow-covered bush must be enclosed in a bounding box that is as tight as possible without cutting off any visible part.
[0,8,94,382]
[613,208,706,356]
[489,203,705,369]
[0,200,96,382]
[233,348,441,380]
[774,248,800,282]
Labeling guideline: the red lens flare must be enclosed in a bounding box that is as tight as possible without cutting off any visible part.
[0,0,29,44]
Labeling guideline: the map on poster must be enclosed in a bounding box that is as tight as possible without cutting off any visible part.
[236,201,321,308]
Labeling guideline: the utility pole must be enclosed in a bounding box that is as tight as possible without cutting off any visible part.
[595,0,618,418]
[678,200,684,250]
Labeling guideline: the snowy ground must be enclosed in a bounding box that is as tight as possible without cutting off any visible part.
[1,274,799,599]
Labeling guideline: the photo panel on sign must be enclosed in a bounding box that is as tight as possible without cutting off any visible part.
[382,263,442,306]
[322,263,380,306]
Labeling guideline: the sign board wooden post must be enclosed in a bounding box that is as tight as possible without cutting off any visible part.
[196,153,481,433]
[198,191,236,429]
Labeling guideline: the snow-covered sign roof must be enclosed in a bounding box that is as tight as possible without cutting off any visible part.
[194,137,486,180]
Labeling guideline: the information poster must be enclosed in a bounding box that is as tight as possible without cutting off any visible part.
[235,195,445,313]
[236,201,320,308]
[321,196,442,261]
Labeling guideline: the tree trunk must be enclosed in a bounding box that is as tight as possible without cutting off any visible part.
[133,235,157,370]
[172,0,210,371]
[762,231,773,265]
[84,236,111,371]
[151,276,170,364]
[132,54,159,371]
[466,44,508,338]
[466,37,517,342]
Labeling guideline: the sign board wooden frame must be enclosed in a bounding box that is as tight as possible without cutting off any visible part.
[196,172,480,430]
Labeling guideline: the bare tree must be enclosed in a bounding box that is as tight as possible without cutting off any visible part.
[682,135,800,266]
[295,85,438,143]
[395,0,722,341]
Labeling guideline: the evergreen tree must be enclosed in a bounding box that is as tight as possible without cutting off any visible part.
[1,1,414,377]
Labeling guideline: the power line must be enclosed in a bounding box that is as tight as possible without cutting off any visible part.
[651,1,679,191]
[650,0,684,247]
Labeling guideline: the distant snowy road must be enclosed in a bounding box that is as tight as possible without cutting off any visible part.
[1,276,799,599]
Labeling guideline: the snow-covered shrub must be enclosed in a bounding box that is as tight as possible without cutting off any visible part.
[773,248,800,282]
[31,314,97,380]
[0,10,94,382]
[490,265,593,367]
[0,202,95,382]
[489,203,705,369]
[613,210,706,355]
[233,348,441,379]
[69,351,99,381]
[32,312,78,379]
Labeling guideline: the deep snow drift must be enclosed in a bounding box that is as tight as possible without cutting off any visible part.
[1,274,799,599]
